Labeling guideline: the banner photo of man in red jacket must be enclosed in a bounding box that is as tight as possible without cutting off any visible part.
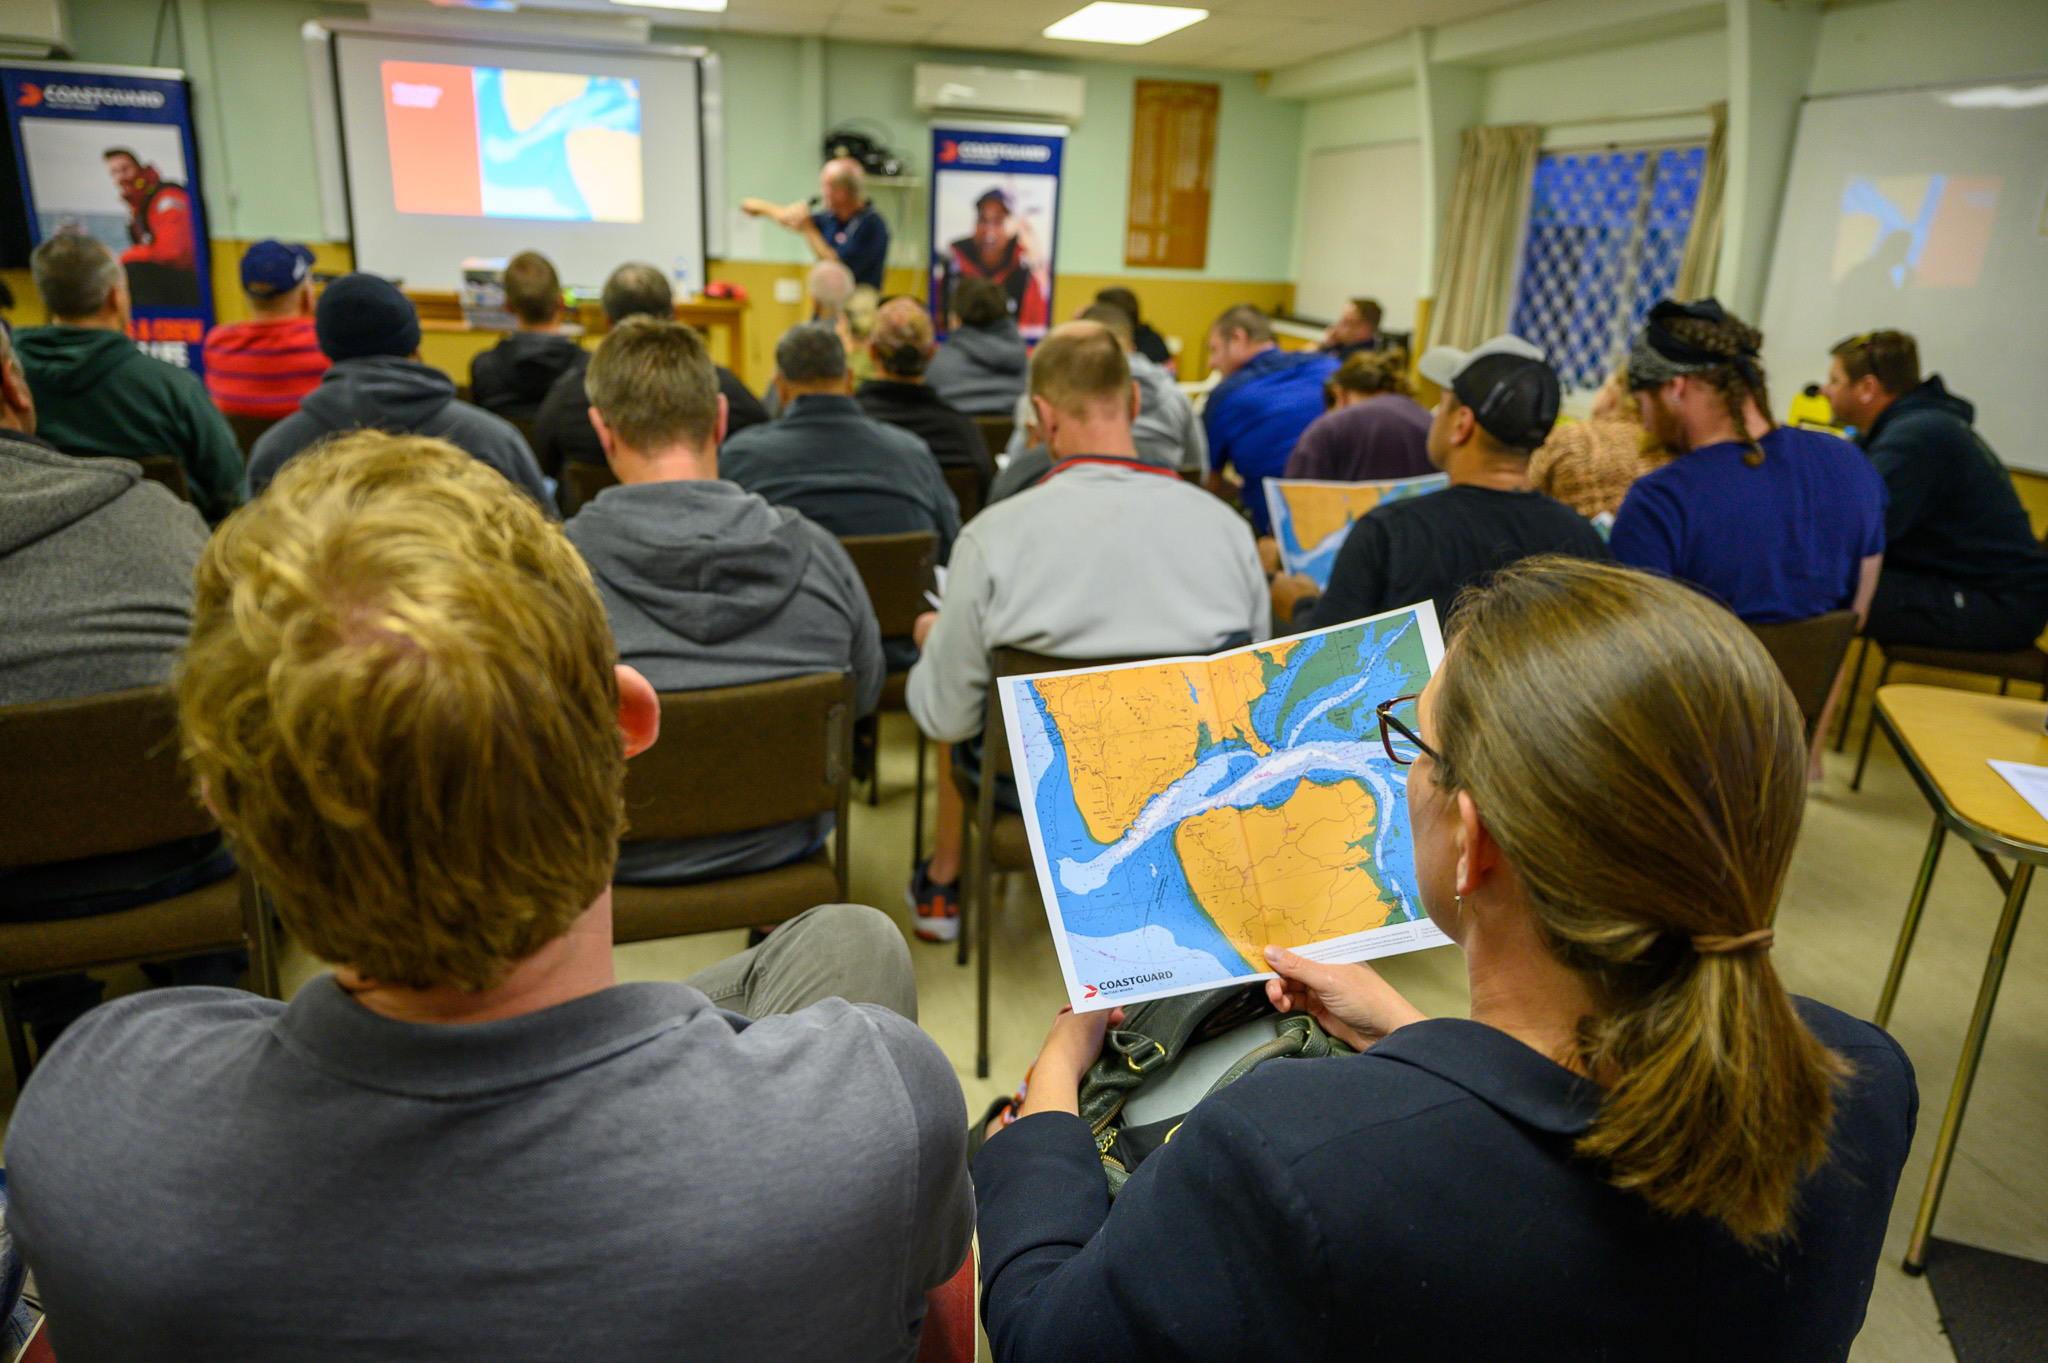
[1,63,215,374]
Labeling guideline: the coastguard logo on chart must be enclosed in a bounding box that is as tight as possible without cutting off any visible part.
[1087,971,1172,998]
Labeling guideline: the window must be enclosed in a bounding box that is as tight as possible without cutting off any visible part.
[1508,145,1707,392]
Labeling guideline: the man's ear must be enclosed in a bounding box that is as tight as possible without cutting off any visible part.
[1128,379,1142,423]
[616,664,660,758]
[590,408,618,465]
[3,356,36,426]
[712,391,729,447]
[1449,403,1477,448]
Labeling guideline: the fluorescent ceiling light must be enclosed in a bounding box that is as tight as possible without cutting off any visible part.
[1043,2,1206,45]
[613,0,728,11]
[1939,83,2048,109]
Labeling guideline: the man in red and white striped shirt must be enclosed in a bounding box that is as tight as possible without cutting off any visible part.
[202,241,329,420]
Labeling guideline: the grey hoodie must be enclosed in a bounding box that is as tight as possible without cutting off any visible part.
[246,355,555,514]
[565,478,884,884]
[926,318,1029,415]
[0,431,207,706]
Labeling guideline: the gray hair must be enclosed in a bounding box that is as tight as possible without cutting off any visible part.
[823,156,865,197]
[808,259,855,316]
[600,262,672,325]
[775,321,847,385]
[1210,303,1273,346]
[32,234,122,321]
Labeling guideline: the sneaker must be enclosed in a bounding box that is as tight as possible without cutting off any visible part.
[907,860,961,942]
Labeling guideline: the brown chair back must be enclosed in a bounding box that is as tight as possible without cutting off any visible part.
[1747,609,1860,738]
[972,415,1013,461]
[0,687,214,869]
[622,673,854,843]
[562,460,619,515]
[226,413,280,458]
[839,532,938,637]
[134,457,191,502]
[944,464,984,523]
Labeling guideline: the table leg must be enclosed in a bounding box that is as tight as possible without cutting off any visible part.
[1903,859,2033,1275]
[1875,814,1946,1029]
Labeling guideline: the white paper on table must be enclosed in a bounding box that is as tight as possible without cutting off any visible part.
[1988,760,2048,823]
[924,563,948,611]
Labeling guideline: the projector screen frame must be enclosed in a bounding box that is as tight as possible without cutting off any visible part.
[303,18,718,295]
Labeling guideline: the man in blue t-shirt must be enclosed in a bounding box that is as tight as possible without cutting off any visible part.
[1202,304,1337,535]
[741,158,890,290]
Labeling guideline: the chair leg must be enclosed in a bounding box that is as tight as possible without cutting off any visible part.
[0,981,32,1091]
[955,800,972,970]
[1999,676,2011,696]
[1850,658,1895,791]
[913,731,928,869]
[1903,860,2034,1274]
[974,796,996,1080]
[1833,638,1870,753]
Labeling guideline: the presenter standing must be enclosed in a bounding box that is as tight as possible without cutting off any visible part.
[742,158,889,290]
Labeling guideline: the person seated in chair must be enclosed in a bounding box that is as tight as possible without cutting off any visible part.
[530,262,767,482]
[925,277,1030,417]
[973,557,1914,1361]
[247,273,553,513]
[0,320,239,1056]
[4,432,972,1362]
[202,239,329,422]
[1202,304,1336,535]
[904,321,1267,944]
[855,297,995,503]
[467,250,585,423]
[565,317,883,885]
[1823,329,2048,653]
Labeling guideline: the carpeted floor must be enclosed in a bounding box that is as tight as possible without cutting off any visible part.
[1923,1237,2048,1363]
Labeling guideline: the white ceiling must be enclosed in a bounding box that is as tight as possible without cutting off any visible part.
[467,0,1547,73]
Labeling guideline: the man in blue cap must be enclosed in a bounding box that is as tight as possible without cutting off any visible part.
[246,272,553,513]
[202,240,329,420]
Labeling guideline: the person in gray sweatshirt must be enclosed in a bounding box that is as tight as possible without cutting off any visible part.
[0,325,237,1050]
[565,317,884,885]
[925,276,1030,416]
[248,273,553,513]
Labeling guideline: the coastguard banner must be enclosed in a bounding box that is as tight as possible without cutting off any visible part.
[928,123,1064,342]
[0,62,214,374]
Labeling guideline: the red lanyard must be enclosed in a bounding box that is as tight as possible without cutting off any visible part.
[1044,456,1183,480]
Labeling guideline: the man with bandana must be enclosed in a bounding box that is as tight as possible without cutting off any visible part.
[102,147,199,308]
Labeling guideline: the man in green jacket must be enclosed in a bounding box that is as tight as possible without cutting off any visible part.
[18,234,244,522]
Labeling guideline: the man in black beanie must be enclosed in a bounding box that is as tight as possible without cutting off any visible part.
[246,273,553,513]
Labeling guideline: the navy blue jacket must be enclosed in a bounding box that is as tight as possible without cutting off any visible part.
[976,999,1913,1362]
[1860,376,2048,598]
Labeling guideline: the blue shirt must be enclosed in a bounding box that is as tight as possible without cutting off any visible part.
[1610,425,1887,624]
[1204,348,1338,534]
[811,205,889,289]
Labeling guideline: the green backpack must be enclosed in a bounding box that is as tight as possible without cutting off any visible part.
[1078,984,1351,1196]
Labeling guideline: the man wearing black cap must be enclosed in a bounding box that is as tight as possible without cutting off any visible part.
[1276,335,1608,630]
[941,188,1048,331]
[246,273,552,513]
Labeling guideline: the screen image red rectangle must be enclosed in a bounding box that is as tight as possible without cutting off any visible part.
[383,61,482,217]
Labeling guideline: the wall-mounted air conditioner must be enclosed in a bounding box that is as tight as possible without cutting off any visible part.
[913,64,1085,125]
[0,0,70,59]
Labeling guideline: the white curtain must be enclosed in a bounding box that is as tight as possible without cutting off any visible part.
[1424,124,1541,351]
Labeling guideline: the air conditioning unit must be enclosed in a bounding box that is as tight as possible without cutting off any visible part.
[0,0,71,59]
[914,64,1084,125]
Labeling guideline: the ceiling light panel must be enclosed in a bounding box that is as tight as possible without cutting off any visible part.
[1042,2,1207,45]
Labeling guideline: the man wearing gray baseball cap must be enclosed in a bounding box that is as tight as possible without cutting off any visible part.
[1274,335,1609,630]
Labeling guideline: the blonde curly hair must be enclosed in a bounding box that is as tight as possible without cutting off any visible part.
[178,432,625,989]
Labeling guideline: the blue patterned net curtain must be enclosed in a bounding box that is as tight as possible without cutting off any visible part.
[1508,145,1707,392]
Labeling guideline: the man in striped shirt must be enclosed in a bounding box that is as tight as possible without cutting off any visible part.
[202,241,329,420]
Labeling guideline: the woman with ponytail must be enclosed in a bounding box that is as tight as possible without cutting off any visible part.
[1608,298,1887,632]
[975,557,1915,1363]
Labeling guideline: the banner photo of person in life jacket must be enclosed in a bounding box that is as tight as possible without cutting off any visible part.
[929,124,1063,342]
[1,65,214,374]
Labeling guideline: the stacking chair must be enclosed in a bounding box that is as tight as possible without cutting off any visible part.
[1746,609,1860,741]
[943,464,985,524]
[971,415,1014,467]
[134,457,191,502]
[0,686,281,1089]
[838,532,939,857]
[958,646,1151,1077]
[560,460,620,515]
[609,673,854,945]
[225,412,280,459]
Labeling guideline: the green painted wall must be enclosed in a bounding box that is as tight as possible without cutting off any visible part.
[1808,0,2048,97]
[59,3,1302,281]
